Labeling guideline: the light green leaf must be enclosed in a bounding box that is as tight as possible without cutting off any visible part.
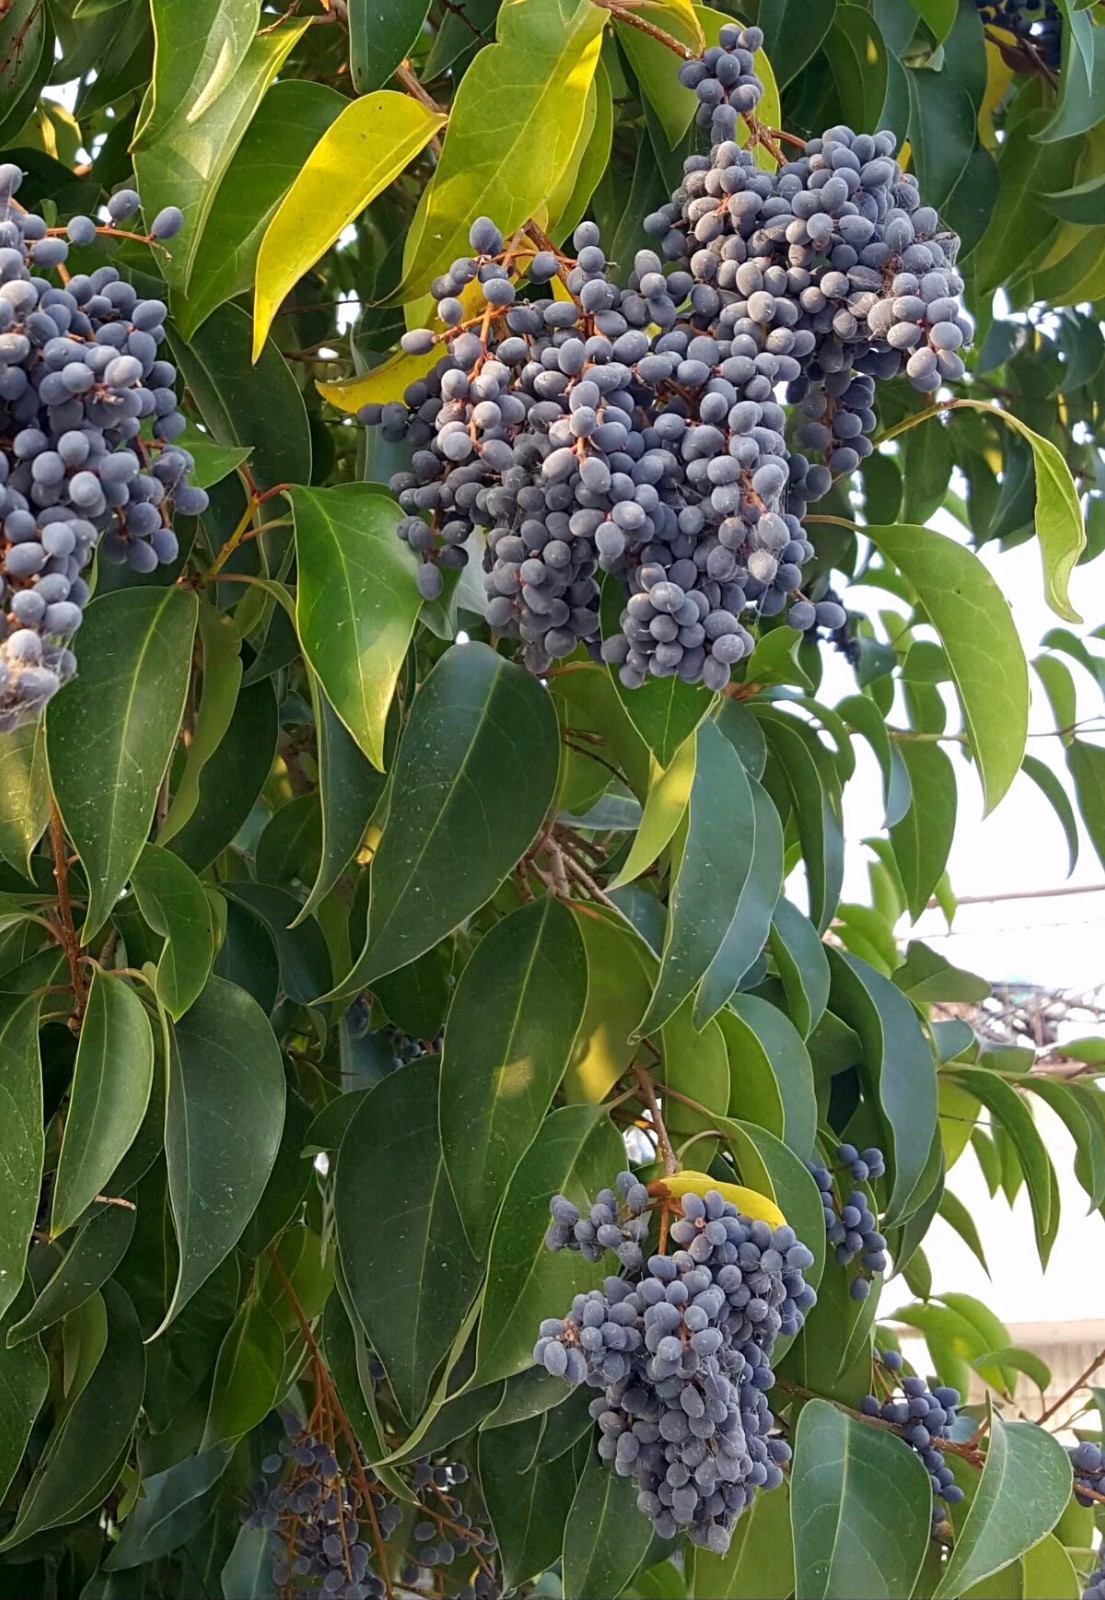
[938,1189,989,1275]
[562,1447,654,1600]
[693,1478,793,1598]
[46,587,198,936]
[1066,739,1105,870]
[51,971,154,1238]
[0,995,42,1323]
[949,1068,1056,1265]
[905,0,957,43]
[563,908,656,1104]
[335,643,560,993]
[130,845,215,1021]
[837,693,912,828]
[552,56,614,240]
[133,0,259,151]
[1020,752,1078,858]
[162,976,285,1333]
[612,736,696,889]
[866,522,1029,812]
[253,92,444,359]
[397,0,605,294]
[933,1409,1072,1597]
[0,723,48,879]
[290,484,421,771]
[440,899,588,1257]
[791,1397,932,1598]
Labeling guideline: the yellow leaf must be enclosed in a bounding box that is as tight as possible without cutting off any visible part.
[253,90,445,362]
[649,1169,787,1228]
[979,39,1015,149]
[316,345,439,415]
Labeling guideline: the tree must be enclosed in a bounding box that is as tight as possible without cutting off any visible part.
[0,0,1103,1595]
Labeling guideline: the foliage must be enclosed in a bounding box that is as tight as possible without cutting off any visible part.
[0,0,1102,1597]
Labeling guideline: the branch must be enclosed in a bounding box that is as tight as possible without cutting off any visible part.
[774,1379,987,1468]
[633,1063,679,1175]
[1039,1342,1105,1425]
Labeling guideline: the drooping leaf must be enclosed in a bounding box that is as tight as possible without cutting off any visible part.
[6,1203,136,1346]
[612,736,696,889]
[0,1315,47,1504]
[0,723,49,879]
[479,1416,583,1590]
[561,1447,654,1600]
[695,771,785,1025]
[837,693,912,829]
[758,711,843,932]
[932,1410,1072,1598]
[866,522,1029,812]
[105,1444,232,1568]
[725,994,817,1161]
[158,605,243,847]
[51,971,154,1238]
[290,484,421,771]
[0,995,42,1324]
[768,898,830,1039]
[162,976,285,1332]
[336,643,560,993]
[167,677,280,873]
[253,93,444,358]
[201,1295,286,1448]
[889,739,958,919]
[45,586,198,936]
[948,1068,1057,1264]
[130,845,215,1020]
[440,899,588,1257]
[1066,739,1105,870]
[790,1397,932,1599]
[335,1056,481,1423]
[563,907,656,1104]
[759,0,836,85]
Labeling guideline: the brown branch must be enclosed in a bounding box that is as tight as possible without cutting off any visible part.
[774,1380,987,1467]
[48,799,86,1028]
[395,61,446,156]
[1039,1343,1105,1425]
[594,0,694,57]
[634,1063,679,1175]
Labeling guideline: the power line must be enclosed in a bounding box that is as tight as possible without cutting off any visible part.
[924,882,1105,909]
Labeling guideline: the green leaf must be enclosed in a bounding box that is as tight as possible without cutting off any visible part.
[105,1444,232,1568]
[299,684,385,922]
[974,1346,1051,1393]
[639,719,756,1035]
[768,898,830,1039]
[790,1397,932,1598]
[201,1294,286,1447]
[223,883,331,1005]
[725,1118,826,1299]
[905,55,977,214]
[866,523,1029,812]
[51,971,154,1238]
[948,1068,1056,1265]
[822,4,888,132]
[553,56,614,239]
[290,484,421,771]
[933,1409,1072,1598]
[695,772,785,1026]
[130,845,215,1021]
[159,606,243,846]
[133,0,259,150]
[336,643,560,992]
[828,950,938,1224]
[0,995,42,1324]
[612,736,696,889]
[562,1447,654,1600]
[440,899,588,1257]
[1042,170,1105,224]
[253,92,444,358]
[563,908,656,1104]
[349,0,433,90]
[0,1311,47,1504]
[46,587,198,936]
[220,1515,275,1597]
[335,1057,481,1423]
[612,674,712,772]
[1033,653,1078,736]
[1066,739,1105,870]
[938,1189,989,1275]
[838,694,911,829]
[692,1476,793,1598]
[169,302,311,490]
[162,976,286,1332]
[475,1104,623,1385]
[759,0,836,85]
[0,723,48,878]
[0,1282,145,1549]
[1019,755,1079,875]
[758,712,843,932]
[894,941,989,1004]
[168,678,279,873]
[399,0,604,292]
[889,740,957,919]
[1038,0,1105,143]
[134,18,310,294]
[725,994,817,1160]
[905,0,956,42]
[174,79,345,338]
[255,795,322,897]
[7,1203,136,1346]
[662,999,729,1133]
[479,1416,583,1589]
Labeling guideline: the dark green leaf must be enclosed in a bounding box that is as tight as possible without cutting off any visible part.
[290,484,421,771]
[51,971,153,1238]
[0,995,42,1324]
[695,772,785,1026]
[0,724,48,879]
[337,644,559,992]
[758,712,843,933]
[299,685,385,922]
[46,587,198,935]
[475,1104,623,1385]
[828,950,938,1224]
[480,1416,583,1590]
[130,845,215,1020]
[948,1069,1056,1264]
[163,976,286,1331]
[791,1397,932,1598]
[889,740,957,921]
[220,1521,275,1600]
[1038,0,1105,143]
[7,1202,135,1347]
[168,677,279,873]
[441,899,588,1257]
[725,994,817,1161]
[0,1302,47,1503]
[1018,756,1079,876]
[159,605,243,847]
[1066,739,1105,869]
[201,1295,286,1447]
[335,1057,481,1422]
[223,884,330,1004]
[906,63,976,214]
[562,1447,654,1600]
[768,898,830,1039]
[349,0,433,89]
[759,0,836,86]
[105,1445,232,1568]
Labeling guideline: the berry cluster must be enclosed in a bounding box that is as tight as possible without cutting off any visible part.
[974,0,1061,72]
[862,1350,965,1526]
[361,28,969,691]
[244,1415,499,1600]
[0,164,205,728]
[1083,1555,1105,1600]
[545,1169,652,1271]
[806,1143,887,1298]
[1069,1438,1104,1506]
[534,1177,816,1554]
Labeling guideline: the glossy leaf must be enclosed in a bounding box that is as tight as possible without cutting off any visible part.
[933,1410,1072,1597]
[162,976,285,1331]
[791,1397,932,1599]
[201,1295,286,1447]
[349,0,433,89]
[46,587,198,936]
[441,898,587,1256]
[134,0,259,151]
[725,994,817,1161]
[7,1203,136,1346]
[758,712,843,933]
[693,1477,793,1599]
[612,669,712,771]
[130,845,215,1020]
[889,740,957,920]
[335,1056,481,1422]
[948,1068,1056,1264]
[563,908,656,1104]
[300,684,386,922]
[337,643,559,992]
[480,1416,582,1589]
[828,950,938,1224]
[768,898,830,1039]
[0,724,48,879]
[695,771,784,1025]
[866,522,1030,812]
[167,677,279,873]
[253,93,444,358]
[0,995,42,1323]
[475,1104,623,1385]
[759,0,836,85]
[1066,739,1105,870]
[51,971,154,1238]
[562,1447,654,1600]
[291,484,421,771]
[105,1444,232,1568]
[0,1321,47,1504]
[612,736,696,889]
[398,0,605,293]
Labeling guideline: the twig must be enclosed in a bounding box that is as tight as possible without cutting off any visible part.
[774,1379,987,1467]
[48,799,86,1028]
[1039,1342,1105,1425]
[633,1063,678,1175]
[395,61,446,156]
